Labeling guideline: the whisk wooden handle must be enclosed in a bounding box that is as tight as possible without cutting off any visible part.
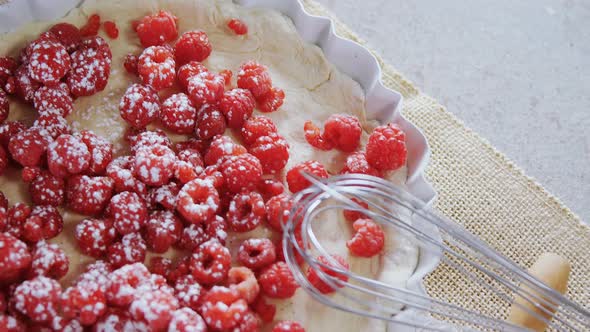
[506,252,571,331]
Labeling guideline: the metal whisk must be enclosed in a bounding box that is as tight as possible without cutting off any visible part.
[281,173,590,331]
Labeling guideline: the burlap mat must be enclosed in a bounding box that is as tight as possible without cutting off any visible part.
[301,0,589,321]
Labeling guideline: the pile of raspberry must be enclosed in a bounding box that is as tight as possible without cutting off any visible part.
[0,7,408,332]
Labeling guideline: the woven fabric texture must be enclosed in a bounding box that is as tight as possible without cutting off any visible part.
[301,0,589,320]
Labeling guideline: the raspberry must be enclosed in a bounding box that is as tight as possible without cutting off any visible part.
[106,263,150,307]
[177,61,208,91]
[219,69,233,85]
[257,87,285,113]
[0,146,7,176]
[123,54,138,75]
[80,14,101,37]
[174,30,212,65]
[194,103,227,140]
[47,134,91,178]
[306,255,349,294]
[144,210,182,253]
[137,46,176,91]
[61,282,106,326]
[129,128,172,154]
[13,276,61,324]
[173,274,203,311]
[220,153,263,193]
[49,22,81,52]
[106,156,147,195]
[322,114,362,152]
[190,239,231,285]
[237,61,272,99]
[177,223,206,251]
[0,191,7,209]
[22,205,63,243]
[130,290,178,331]
[74,36,112,66]
[75,218,116,258]
[167,256,191,285]
[200,164,225,190]
[107,233,147,268]
[340,151,380,177]
[366,123,407,171]
[107,191,148,235]
[27,39,71,86]
[234,311,261,332]
[227,191,266,232]
[8,127,51,167]
[258,262,299,299]
[28,241,68,279]
[66,175,114,215]
[80,130,113,175]
[342,198,370,222]
[33,110,71,139]
[13,65,41,103]
[93,309,134,331]
[346,219,385,257]
[0,56,17,87]
[119,83,161,128]
[149,181,180,210]
[238,238,276,271]
[148,257,172,278]
[227,267,259,303]
[175,149,204,183]
[206,214,229,245]
[0,315,25,332]
[249,134,290,174]
[136,10,178,47]
[76,260,112,292]
[0,232,31,285]
[67,37,111,97]
[303,120,333,150]
[187,72,225,107]
[5,203,31,239]
[252,294,276,323]
[160,93,196,134]
[0,90,8,124]
[286,160,329,193]
[204,135,246,166]
[134,144,176,186]
[27,171,65,208]
[227,18,248,35]
[241,115,278,145]
[257,178,285,201]
[169,308,207,332]
[177,178,219,224]
[218,88,255,129]
[199,286,248,330]
[103,21,119,39]
[272,321,306,332]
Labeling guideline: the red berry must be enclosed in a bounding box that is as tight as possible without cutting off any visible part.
[67,37,111,96]
[257,87,285,113]
[204,135,246,166]
[0,146,7,176]
[272,321,306,332]
[0,232,31,285]
[187,72,225,107]
[237,61,272,99]
[106,156,147,195]
[265,193,293,232]
[177,61,208,91]
[252,294,276,323]
[0,191,7,209]
[28,241,69,279]
[0,121,25,150]
[123,54,138,75]
[144,210,182,253]
[61,283,106,326]
[167,256,191,285]
[286,160,329,193]
[303,120,333,150]
[240,115,278,145]
[194,103,227,140]
[8,127,51,167]
[22,205,63,243]
[257,178,285,201]
[366,123,407,171]
[0,315,25,332]
[0,90,9,124]
[173,274,203,311]
[258,262,299,299]
[149,181,180,210]
[227,191,265,232]
[120,83,161,128]
[0,56,17,87]
[178,222,209,250]
[49,22,81,52]
[322,114,362,152]
[174,30,212,65]
[103,21,119,39]
[13,276,61,324]
[75,218,117,258]
[342,197,370,222]
[218,88,255,129]
[199,286,248,330]
[28,40,71,86]
[80,130,113,175]
[47,134,91,178]
[33,110,71,139]
[107,191,148,235]
[107,233,147,268]
[177,178,219,224]
[219,69,233,86]
[137,46,176,90]
[190,239,231,285]
[130,290,178,331]
[66,175,114,215]
[136,10,178,47]
[340,151,380,177]
[13,65,41,103]
[249,133,290,174]
[5,203,31,239]
[80,14,101,37]
[346,219,385,257]
[149,256,172,277]
[206,214,229,245]
[238,238,276,270]
[227,18,248,35]
[169,308,207,332]
[160,93,196,134]
[106,263,150,307]
[134,144,177,186]
[220,153,263,193]
[227,266,259,304]
[129,128,172,154]
[176,148,204,175]
[306,255,349,294]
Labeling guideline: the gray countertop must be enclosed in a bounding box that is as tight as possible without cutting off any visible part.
[318,0,590,223]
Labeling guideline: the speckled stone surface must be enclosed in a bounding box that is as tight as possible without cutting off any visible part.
[318,0,590,223]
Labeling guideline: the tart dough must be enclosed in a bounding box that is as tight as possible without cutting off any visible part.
[0,1,419,331]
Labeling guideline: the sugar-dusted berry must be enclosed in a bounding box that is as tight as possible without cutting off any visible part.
[322,114,362,152]
[218,88,255,129]
[107,233,147,268]
[0,232,31,285]
[272,321,306,332]
[75,218,117,258]
[204,135,246,166]
[107,191,148,235]
[0,314,25,332]
[199,286,248,330]
[149,181,180,210]
[27,170,64,207]
[187,72,225,107]
[33,110,71,139]
[13,65,41,103]
[12,276,61,324]
[129,290,178,331]
[169,308,207,332]
[366,123,407,171]
[5,203,31,239]
[237,61,272,99]
[340,151,380,177]
[8,127,51,167]
[174,30,212,65]
[66,175,114,215]
[119,83,161,128]
[123,53,138,75]
[28,39,71,86]
[128,128,172,154]
[137,45,176,91]
[60,283,107,326]
[0,56,17,87]
[33,85,73,117]
[306,255,349,294]
[227,267,259,303]
[160,93,196,134]
[258,261,299,299]
[177,61,208,91]
[347,218,385,257]
[241,115,278,145]
[22,205,63,243]
[47,134,91,178]
[238,238,276,271]
[176,178,219,224]
[106,263,150,307]
[0,90,8,124]
[133,144,177,186]
[173,274,203,311]
[220,153,263,193]
[286,160,329,193]
[106,156,147,195]
[144,210,182,253]
[227,18,248,35]
[136,10,178,47]
[249,133,290,174]
[194,103,227,140]
[79,130,113,175]
[190,239,231,285]
[257,87,285,113]
[149,256,172,277]
[227,191,265,232]
[28,241,68,279]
